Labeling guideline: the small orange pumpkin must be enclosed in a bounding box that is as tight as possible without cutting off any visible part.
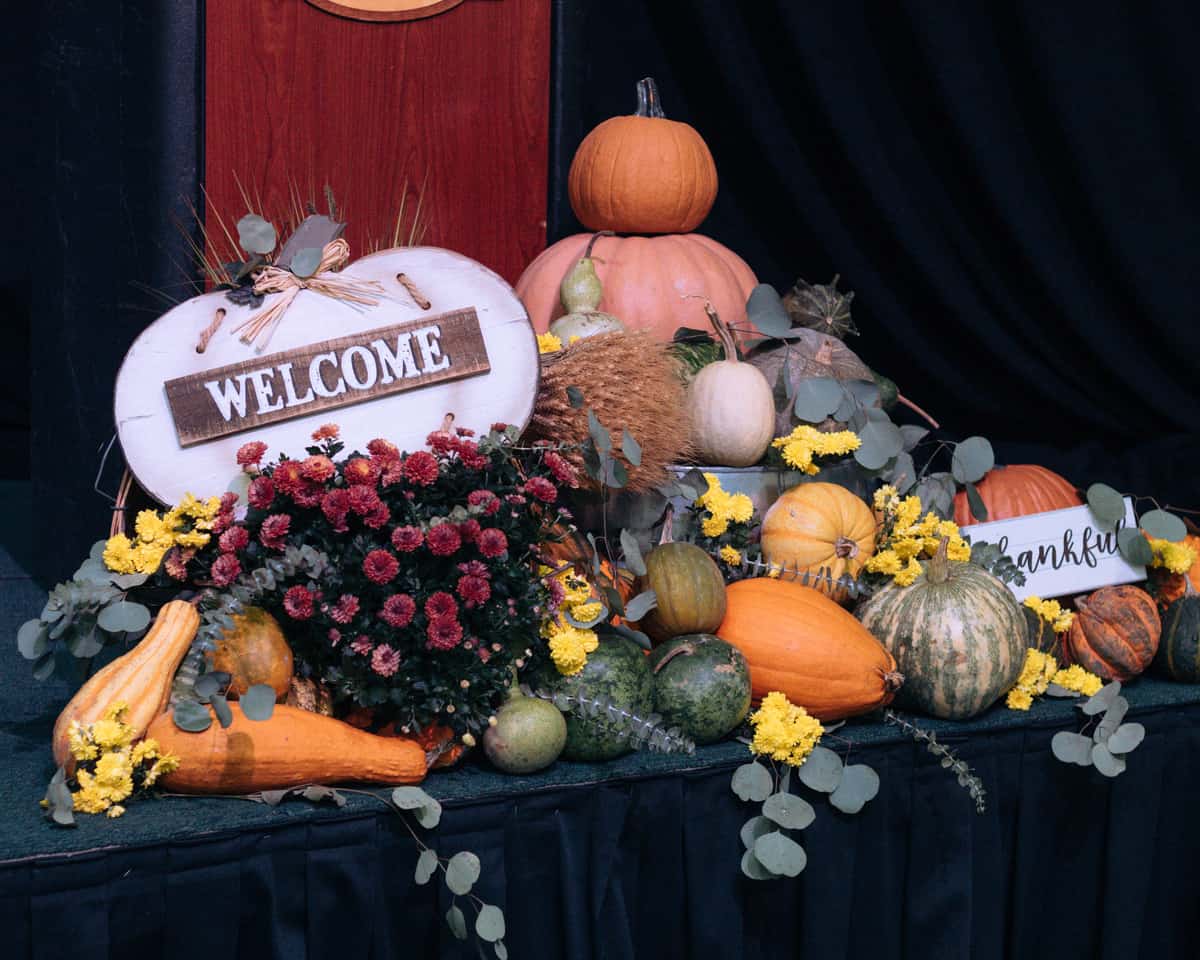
[954,464,1081,526]
[1065,585,1161,681]
[568,77,718,235]
[210,607,294,701]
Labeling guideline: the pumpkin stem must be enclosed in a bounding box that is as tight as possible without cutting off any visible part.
[659,504,676,545]
[895,393,940,430]
[882,670,905,694]
[834,536,859,560]
[635,77,666,119]
[685,295,740,361]
[583,230,615,260]
[651,640,696,675]
[926,536,951,584]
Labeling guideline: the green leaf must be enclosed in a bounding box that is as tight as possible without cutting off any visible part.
[731,761,773,803]
[622,589,657,622]
[620,528,647,577]
[495,940,509,960]
[414,849,438,885]
[950,437,995,485]
[89,539,109,561]
[746,283,793,338]
[446,904,468,940]
[68,628,104,659]
[414,798,442,829]
[210,693,234,728]
[1118,527,1154,566]
[237,213,277,255]
[241,684,276,721]
[854,420,904,470]
[300,785,346,806]
[392,785,437,810]
[1086,483,1125,530]
[606,456,629,489]
[43,768,75,828]
[587,409,611,452]
[622,428,642,468]
[566,386,584,409]
[290,246,323,279]
[753,831,807,877]
[792,377,844,423]
[887,452,917,495]
[565,603,608,630]
[17,619,48,660]
[475,904,506,943]
[829,764,880,814]
[32,652,55,680]
[193,673,223,702]
[965,482,989,522]
[173,700,213,733]
[899,425,929,451]
[1091,743,1126,777]
[1051,731,1093,766]
[445,851,480,896]
[1106,722,1145,755]
[97,601,151,634]
[1139,509,1186,542]
[1082,680,1122,716]
[797,745,844,793]
[75,559,116,585]
[109,572,150,590]
[763,791,816,830]
[740,815,775,850]
[740,847,778,880]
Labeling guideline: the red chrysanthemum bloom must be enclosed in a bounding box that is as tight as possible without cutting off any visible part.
[367,438,400,463]
[391,525,424,552]
[163,547,193,582]
[426,523,462,557]
[491,422,508,433]
[218,526,249,553]
[402,451,439,486]
[236,441,268,468]
[363,549,400,584]
[427,432,457,456]
[300,455,336,483]
[456,427,476,437]
[379,593,416,628]
[283,585,316,620]
[467,489,499,515]
[259,513,291,550]
[505,493,527,506]
[543,451,577,487]
[210,553,241,587]
[477,527,508,558]
[457,519,481,543]
[371,644,402,677]
[457,560,490,579]
[363,501,390,529]
[456,574,490,607]
[426,616,464,651]
[273,459,304,494]
[457,439,489,471]
[247,476,275,510]
[321,488,351,531]
[343,456,380,487]
[524,476,558,503]
[291,479,324,508]
[219,492,238,512]
[329,593,360,624]
[311,423,340,441]
[348,484,381,515]
[328,628,342,646]
[380,460,405,487]
[425,591,459,620]
[351,635,373,655]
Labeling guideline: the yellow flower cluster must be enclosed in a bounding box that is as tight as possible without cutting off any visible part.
[1149,537,1197,575]
[103,493,222,575]
[748,691,824,767]
[67,702,180,816]
[1006,649,1102,710]
[719,545,742,566]
[771,425,861,475]
[866,486,971,586]
[541,566,601,676]
[695,473,754,540]
[536,332,562,354]
[1023,595,1074,633]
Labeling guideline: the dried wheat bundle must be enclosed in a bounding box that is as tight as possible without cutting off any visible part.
[526,331,693,492]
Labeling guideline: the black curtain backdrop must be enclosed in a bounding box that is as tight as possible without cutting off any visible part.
[551,1,1200,507]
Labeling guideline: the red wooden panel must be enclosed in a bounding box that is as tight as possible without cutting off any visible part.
[205,0,549,283]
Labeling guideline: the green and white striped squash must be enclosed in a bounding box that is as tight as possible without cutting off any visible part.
[855,545,1026,719]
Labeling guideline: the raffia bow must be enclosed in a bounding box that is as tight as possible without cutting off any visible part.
[230,239,385,351]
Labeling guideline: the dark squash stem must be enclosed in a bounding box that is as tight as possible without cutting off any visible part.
[583,230,615,259]
[635,77,666,119]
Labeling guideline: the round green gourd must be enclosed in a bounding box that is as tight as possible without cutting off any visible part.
[648,634,751,744]
[1153,589,1200,683]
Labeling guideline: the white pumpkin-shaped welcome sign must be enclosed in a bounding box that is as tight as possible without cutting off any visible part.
[114,246,539,506]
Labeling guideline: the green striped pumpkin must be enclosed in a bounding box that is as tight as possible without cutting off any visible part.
[855,547,1026,719]
[1153,589,1200,683]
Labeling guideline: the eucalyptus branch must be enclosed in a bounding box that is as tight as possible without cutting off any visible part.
[884,710,987,813]
[525,684,696,755]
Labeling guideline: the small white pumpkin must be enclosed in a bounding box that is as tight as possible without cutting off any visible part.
[687,302,775,466]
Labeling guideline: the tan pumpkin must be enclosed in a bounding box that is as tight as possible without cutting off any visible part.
[210,606,294,701]
[516,232,757,343]
[760,482,876,603]
[568,77,718,235]
[954,464,1081,526]
[716,578,902,720]
[1065,585,1161,681]
[687,301,775,467]
[52,600,199,772]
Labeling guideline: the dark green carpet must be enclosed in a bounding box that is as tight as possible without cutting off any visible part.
[4,481,1200,864]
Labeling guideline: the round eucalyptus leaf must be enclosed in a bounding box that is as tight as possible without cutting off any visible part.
[290,246,323,279]
[75,559,116,585]
[237,214,277,255]
[495,939,509,960]
[1081,681,1122,716]
[68,628,104,659]
[1050,731,1093,766]
[89,539,109,561]
[845,378,881,409]
[900,425,929,452]
[740,815,775,850]
[1106,722,1145,755]
[753,831,807,877]
[829,764,880,814]
[446,904,468,941]
[210,692,234,728]
[109,572,149,590]
[792,378,844,422]
[763,792,816,830]
[414,797,442,829]
[740,847,778,880]
[950,437,995,485]
[240,684,277,721]
[445,851,481,896]
[731,761,773,803]
[746,283,793,338]
[1086,483,1125,529]
[854,420,904,470]
[17,619,48,660]
[887,452,917,495]
[1117,527,1154,566]
[797,745,844,793]
[1091,743,1126,778]
[391,785,437,810]
[32,651,55,680]
[965,482,989,523]
[97,601,151,634]
[193,673,223,702]
[1139,509,1187,542]
[475,904,506,943]
[833,390,859,424]
[414,848,438,885]
[173,700,213,733]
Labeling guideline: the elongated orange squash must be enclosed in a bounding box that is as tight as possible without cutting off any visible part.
[146,703,429,792]
[52,600,199,772]
[716,578,901,720]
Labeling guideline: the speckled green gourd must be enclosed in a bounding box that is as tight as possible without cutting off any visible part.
[648,634,751,744]
[482,688,567,774]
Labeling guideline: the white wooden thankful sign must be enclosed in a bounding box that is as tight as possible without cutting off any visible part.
[115,247,539,506]
[964,499,1146,600]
